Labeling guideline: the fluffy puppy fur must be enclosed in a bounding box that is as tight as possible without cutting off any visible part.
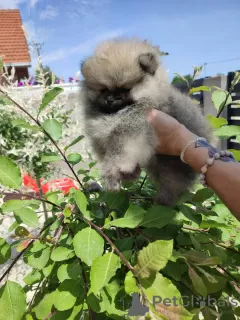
[80,38,213,206]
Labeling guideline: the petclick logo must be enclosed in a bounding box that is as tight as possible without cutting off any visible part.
[152,295,239,308]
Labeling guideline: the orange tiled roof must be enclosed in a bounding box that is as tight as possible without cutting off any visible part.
[0,9,31,65]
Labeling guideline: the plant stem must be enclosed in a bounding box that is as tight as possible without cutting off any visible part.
[43,310,56,320]
[1,191,63,210]
[217,265,240,289]
[0,88,85,190]
[36,177,48,221]
[139,174,147,192]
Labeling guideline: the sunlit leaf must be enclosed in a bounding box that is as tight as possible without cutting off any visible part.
[0,237,11,264]
[42,119,62,141]
[134,240,173,279]
[64,135,85,151]
[73,227,104,266]
[189,86,211,93]
[0,156,22,189]
[206,115,228,129]
[41,154,62,162]
[90,252,121,294]
[15,208,39,227]
[104,204,145,229]
[51,246,75,262]
[67,153,82,165]
[38,87,63,115]
[0,281,26,320]
[215,125,240,138]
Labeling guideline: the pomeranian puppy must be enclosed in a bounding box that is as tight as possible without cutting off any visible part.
[80,39,212,206]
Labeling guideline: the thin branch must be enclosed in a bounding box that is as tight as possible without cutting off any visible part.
[36,177,48,220]
[139,174,148,192]
[183,226,209,233]
[0,88,85,190]
[1,191,63,210]
[0,219,55,283]
[217,265,240,289]
[43,310,56,320]
[136,228,152,243]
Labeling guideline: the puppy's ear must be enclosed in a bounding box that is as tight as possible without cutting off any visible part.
[138,53,158,75]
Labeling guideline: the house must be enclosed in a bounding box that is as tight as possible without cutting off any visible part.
[0,9,31,81]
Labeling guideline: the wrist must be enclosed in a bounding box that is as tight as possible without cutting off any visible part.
[175,125,198,156]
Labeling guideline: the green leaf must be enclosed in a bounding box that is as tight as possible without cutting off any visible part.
[192,188,214,202]
[42,119,62,141]
[24,240,50,269]
[67,153,82,165]
[206,115,228,129]
[106,191,129,211]
[38,87,64,115]
[41,154,62,163]
[12,119,42,132]
[51,246,75,262]
[52,296,84,320]
[35,292,54,320]
[15,208,39,227]
[104,204,145,229]
[200,219,230,229]
[134,240,173,279]
[183,250,221,265]
[64,135,85,151]
[0,96,11,106]
[90,252,121,294]
[54,280,82,311]
[24,270,42,285]
[15,226,30,237]
[140,205,176,228]
[211,90,231,111]
[73,227,104,266]
[124,271,139,295]
[228,149,240,161]
[180,205,202,225]
[114,237,134,252]
[188,267,207,297]
[75,190,92,220]
[215,125,240,138]
[230,99,240,106]
[0,237,11,264]
[140,273,193,320]
[1,200,40,213]
[189,86,211,93]
[0,281,26,320]
[57,262,81,282]
[0,156,22,189]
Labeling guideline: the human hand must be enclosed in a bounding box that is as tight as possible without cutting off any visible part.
[147,109,197,156]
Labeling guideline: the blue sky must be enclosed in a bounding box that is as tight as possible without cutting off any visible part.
[1,0,240,81]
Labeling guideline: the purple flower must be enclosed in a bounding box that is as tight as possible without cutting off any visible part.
[17,82,24,87]
[33,81,38,85]
[55,79,61,84]
[69,77,74,83]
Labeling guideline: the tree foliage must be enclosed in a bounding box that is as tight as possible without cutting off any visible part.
[0,65,240,319]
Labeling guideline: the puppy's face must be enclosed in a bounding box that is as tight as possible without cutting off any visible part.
[81,40,161,113]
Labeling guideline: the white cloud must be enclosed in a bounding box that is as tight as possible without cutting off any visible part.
[43,28,124,63]
[0,0,40,9]
[0,0,25,9]
[70,0,111,18]
[29,0,41,8]
[40,5,58,20]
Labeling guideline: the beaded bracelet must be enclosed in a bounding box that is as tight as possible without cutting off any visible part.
[180,137,236,187]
